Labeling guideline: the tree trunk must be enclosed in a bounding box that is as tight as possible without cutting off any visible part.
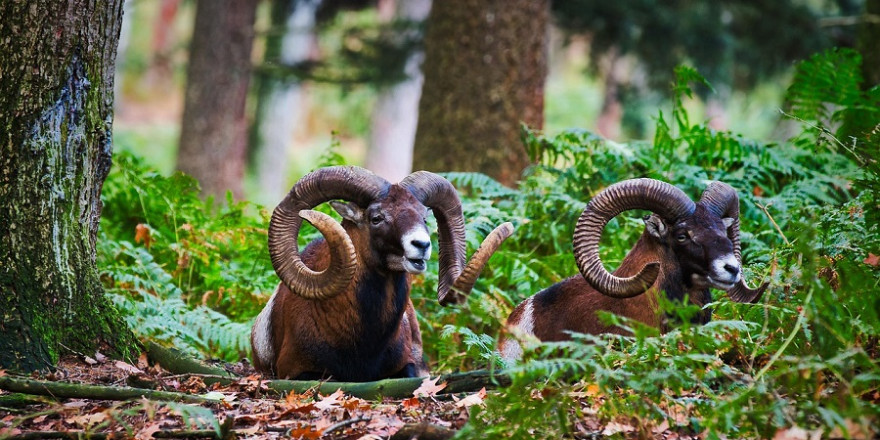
[413,0,548,187]
[177,0,259,201]
[595,47,625,140]
[364,0,432,183]
[250,0,321,206]
[0,0,140,372]
[858,0,880,88]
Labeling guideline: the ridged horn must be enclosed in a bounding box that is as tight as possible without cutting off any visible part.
[400,172,514,305]
[268,166,390,300]
[699,181,767,303]
[573,178,696,298]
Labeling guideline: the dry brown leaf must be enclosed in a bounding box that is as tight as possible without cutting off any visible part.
[115,360,144,375]
[772,426,812,440]
[454,387,487,408]
[135,223,153,248]
[32,415,47,424]
[135,422,162,440]
[0,370,5,377]
[137,352,150,370]
[84,356,98,365]
[315,389,345,411]
[864,253,880,267]
[412,376,447,398]
[94,352,108,363]
[287,424,323,439]
[401,397,420,409]
[602,421,636,436]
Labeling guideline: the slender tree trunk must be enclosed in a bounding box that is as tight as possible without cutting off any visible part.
[858,0,880,88]
[413,0,548,186]
[595,47,625,140]
[0,0,139,372]
[250,0,321,206]
[364,0,431,183]
[177,0,259,201]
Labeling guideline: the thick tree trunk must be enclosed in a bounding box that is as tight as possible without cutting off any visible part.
[250,0,321,206]
[0,0,139,372]
[364,0,432,183]
[595,47,626,140]
[177,0,259,201]
[413,0,548,187]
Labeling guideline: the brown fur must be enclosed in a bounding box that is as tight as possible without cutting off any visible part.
[252,187,431,380]
[503,205,730,350]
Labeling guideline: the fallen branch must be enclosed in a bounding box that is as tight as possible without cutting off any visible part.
[0,375,214,404]
[390,422,456,440]
[147,339,511,399]
[265,369,511,400]
[146,342,235,386]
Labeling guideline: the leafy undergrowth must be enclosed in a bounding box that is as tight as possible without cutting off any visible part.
[79,48,880,438]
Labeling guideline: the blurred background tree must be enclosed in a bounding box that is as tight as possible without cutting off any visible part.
[111,0,867,201]
[176,0,259,200]
[412,0,549,186]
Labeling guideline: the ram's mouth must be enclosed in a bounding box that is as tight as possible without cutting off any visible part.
[405,258,427,273]
[707,276,735,290]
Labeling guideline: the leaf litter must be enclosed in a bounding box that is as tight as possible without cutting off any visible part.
[0,355,480,439]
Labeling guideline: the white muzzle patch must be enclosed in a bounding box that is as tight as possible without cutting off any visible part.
[400,227,431,274]
[708,254,741,290]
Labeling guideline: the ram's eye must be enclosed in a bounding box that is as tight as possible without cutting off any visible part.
[676,233,688,242]
[370,215,383,225]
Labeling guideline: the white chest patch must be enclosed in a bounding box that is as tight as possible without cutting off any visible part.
[252,286,279,366]
[500,297,536,362]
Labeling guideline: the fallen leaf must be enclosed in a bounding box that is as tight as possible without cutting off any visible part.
[114,360,144,375]
[455,387,486,408]
[33,415,47,424]
[401,397,420,409]
[135,223,153,248]
[135,422,162,440]
[864,253,880,267]
[315,389,345,411]
[84,356,97,365]
[412,376,447,398]
[773,426,810,440]
[64,400,89,409]
[602,421,636,436]
[0,370,5,377]
[137,352,149,370]
[94,352,107,363]
[287,424,323,439]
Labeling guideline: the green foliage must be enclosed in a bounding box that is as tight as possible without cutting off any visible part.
[451,52,879,438]
[99,153,276,361]
[99,48,879,437]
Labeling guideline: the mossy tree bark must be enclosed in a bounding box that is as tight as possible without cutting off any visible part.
[177,0,259,201]
[412,0,549,187]
[0,0,140,372]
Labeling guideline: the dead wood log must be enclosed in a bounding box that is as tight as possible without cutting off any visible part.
[0,375,214,404]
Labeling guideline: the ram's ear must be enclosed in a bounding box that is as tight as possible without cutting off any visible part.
[722,217,735,229]
[330,201,364,224]
[644,214,668,240]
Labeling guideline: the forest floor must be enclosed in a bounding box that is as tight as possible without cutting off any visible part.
[0,352,479,439]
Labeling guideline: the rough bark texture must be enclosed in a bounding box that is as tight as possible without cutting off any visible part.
[413,0,548,187]
[177,0,259,201]
[0,0,139,372]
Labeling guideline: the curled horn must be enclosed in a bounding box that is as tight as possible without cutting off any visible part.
[573,178,696,298]
[268,166,390,300]
[400,171,514,306]
[699,182,768,303]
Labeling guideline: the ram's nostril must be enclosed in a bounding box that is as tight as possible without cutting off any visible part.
[724,264,739,276]
[411,239,430,251]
